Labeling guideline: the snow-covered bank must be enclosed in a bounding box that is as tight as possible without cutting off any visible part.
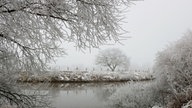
[18,71,154,83]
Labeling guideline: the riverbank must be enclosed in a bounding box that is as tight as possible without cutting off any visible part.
[18,71,154,83]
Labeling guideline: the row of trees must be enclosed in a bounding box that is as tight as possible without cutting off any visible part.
[0,0,132,107]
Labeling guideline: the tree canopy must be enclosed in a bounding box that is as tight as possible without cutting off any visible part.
[0,0,132,72]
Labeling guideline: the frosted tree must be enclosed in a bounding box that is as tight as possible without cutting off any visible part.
[0,0,133,107]
[96,48,130,71]
[155,31,192,92]
[0,0,132,73]
[154,31,192,107]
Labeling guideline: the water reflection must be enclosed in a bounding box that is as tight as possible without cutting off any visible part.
[48,83,124,108]
[20,81,166,108]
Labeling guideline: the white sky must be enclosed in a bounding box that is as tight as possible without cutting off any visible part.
[52,0,192,69]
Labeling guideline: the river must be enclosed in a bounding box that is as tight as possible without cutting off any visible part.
[20,81,166,108]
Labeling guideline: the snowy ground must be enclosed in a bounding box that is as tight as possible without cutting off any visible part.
[18,71,154,83]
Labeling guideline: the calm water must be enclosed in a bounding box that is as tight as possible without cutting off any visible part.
[20,81,166,108]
